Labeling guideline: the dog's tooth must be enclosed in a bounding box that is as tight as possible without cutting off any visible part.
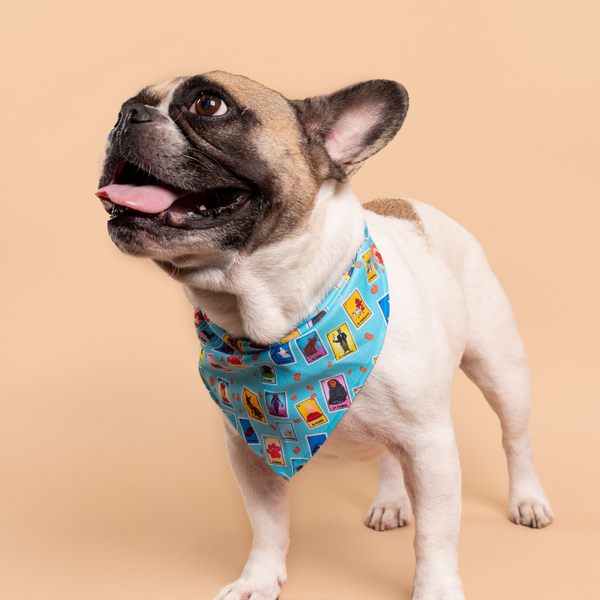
[100,199,114,214]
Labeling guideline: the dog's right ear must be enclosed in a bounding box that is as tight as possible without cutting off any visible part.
[292,80,408,181]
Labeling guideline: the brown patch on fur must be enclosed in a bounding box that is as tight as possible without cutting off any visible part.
[203,71,314,178]
[202,71,321,249]
[363,198,424,234]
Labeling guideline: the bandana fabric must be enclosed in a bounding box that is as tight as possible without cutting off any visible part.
[194,225,390,480]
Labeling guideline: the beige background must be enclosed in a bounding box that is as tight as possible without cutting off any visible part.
[1,1,599,598]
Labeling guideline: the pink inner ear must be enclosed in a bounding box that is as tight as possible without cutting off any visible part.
[324,103,384,164]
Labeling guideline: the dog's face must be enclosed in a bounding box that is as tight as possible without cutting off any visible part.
[97,71,408,264]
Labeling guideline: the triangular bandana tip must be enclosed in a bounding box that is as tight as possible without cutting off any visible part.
[195,224,390,479]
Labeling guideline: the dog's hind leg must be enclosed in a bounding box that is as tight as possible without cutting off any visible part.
[213,414,289,600]
[364,451,412,530]
[458,241,554,528]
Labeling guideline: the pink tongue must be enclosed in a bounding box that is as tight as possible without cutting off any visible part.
[95,183,187,214]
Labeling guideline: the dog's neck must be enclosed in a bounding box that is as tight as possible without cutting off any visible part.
[175,181,365,344]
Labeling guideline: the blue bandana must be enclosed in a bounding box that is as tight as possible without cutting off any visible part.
[194,224,389,480]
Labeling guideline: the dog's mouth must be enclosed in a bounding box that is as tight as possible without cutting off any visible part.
[96,160,252,229]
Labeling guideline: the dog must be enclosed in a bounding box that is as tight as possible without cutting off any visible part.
[96,71,553,600]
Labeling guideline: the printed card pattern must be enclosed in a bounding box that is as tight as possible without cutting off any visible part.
[194,224,389,480]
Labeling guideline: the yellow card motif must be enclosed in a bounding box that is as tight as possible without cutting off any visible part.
[280,328,300,344]
[263,435,286,466]
[326,323,357,361]
[362,250,379,283]
[199,348,205,364]
[243,387,266,423]
[296,398,329,429]
[343,289,372,328]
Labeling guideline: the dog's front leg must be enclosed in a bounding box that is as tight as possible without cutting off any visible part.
[214,415,289,600]
[390,421,466,600]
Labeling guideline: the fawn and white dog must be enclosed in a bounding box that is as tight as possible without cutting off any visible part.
[96,71,553,599]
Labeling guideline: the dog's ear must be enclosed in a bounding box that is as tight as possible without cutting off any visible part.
[292,80,408,181]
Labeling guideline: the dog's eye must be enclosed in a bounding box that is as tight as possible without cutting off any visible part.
[193,94,228,116]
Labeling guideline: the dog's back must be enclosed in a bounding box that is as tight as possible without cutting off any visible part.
[365,196,487,292]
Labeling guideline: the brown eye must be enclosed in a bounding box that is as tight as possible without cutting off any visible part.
[194,94,227,116]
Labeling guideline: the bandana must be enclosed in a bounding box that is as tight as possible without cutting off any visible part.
[194,224,389,480]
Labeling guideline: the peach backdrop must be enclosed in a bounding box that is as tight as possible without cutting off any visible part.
[1,1,599,598]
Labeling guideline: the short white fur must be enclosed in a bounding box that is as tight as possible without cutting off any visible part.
[186,182,553,600]
[104,74,554,600]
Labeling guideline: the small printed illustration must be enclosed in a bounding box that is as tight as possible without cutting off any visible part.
[223,334,245,353]
[306,432,328,456]
[307,309,327,329]
[199,347,205,364]
[224,411,237,430]
[280,328,300,344]
[295,330,328,365]
[270,342,296,365]
[378,293,390,324]
[296,398,329,429]
[370,243,384,265]
[352,385,363,399]
[194,308,206,329]
[248,341,270,350]
[326,323,358,361]
[239,418,259,444]
[197,329,218,346]
[217,378,233,407]
[262,435,286,466]
[258,363,277,385]
[206,353,235,372]
[362,249,379,283]
[215,341,235,355]
[336,263,355,288]
[343,289,373,328]
[226,355,245,368]
[291,458,308,473]
[276,421,298,442]
[373,355,379,364]
[320,374,351,411]
[265,391,288,418]
[242,387,266,423]
[344,261,356,283]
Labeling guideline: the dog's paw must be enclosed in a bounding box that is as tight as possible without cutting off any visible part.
[509,497,554,528]
[212,576,284,600]
[364,498,411,531]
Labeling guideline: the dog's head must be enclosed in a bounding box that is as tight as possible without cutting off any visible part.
[97,71,408,263]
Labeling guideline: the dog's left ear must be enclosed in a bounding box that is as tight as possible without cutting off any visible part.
[292,80,409,181]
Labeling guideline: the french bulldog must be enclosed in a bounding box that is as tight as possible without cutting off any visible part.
[96,71,553,600]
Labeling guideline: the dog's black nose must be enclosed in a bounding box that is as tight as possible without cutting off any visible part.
[124,102,153,123]
[114,102,154,130]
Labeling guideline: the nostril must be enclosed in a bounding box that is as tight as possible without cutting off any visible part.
[113,103,153,134]
[129,104,152,123]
